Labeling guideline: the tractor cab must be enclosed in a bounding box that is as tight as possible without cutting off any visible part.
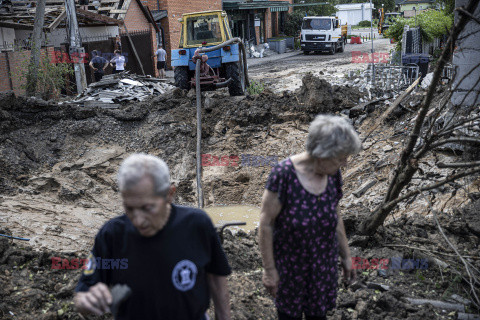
[178,11,233,48]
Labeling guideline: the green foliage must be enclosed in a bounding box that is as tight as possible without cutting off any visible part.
[284,2,336,37]
[284,11,305,37]
[13,50,74,99]
[436,0,455,15]
[358,20,372,27]
[385,10,453,51]
[247,80,265,95]
[294,38,301,50]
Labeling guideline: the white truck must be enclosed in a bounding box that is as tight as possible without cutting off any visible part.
[300,16,346,55]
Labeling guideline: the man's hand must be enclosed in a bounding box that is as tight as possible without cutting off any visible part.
[341,256,356,285]
[93,67,98,71]
[74,282,112,316]
[262,267,279,298]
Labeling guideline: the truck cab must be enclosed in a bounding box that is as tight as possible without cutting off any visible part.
[300,16,345,55]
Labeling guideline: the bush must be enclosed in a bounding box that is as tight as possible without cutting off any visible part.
[357,20,372,27]
[385,10,453,51]
[247,80,264,95]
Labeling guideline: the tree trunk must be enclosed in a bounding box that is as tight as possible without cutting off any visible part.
[26,0,47,96]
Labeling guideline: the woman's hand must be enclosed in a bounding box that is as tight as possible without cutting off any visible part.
[341,256,356,285]
[262,267,279,298]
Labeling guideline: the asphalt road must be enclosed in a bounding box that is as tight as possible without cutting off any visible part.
[248,38,392,73]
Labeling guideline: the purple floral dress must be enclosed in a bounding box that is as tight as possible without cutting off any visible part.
[265,158,343,318]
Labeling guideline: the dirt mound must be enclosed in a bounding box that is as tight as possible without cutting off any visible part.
[297,73,363,114]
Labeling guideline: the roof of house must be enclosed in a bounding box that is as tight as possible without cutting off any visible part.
[0,0,157,31]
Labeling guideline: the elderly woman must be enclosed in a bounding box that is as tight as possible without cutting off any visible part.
[259,115,361,320]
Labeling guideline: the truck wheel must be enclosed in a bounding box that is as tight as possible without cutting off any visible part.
[174,66,190,90]
[339,40,345,53]
[303,50,310,55]
[330,43,336,55]
[225,62,245,96]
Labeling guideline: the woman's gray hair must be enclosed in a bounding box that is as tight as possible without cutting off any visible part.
[117,153,170,196]
[306,114,362,158]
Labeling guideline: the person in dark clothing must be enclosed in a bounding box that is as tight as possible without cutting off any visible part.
[89,50,108,82]
[259,115,361,320]
[73,153,232,320]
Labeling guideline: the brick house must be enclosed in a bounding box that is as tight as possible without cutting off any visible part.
[0,0,161,94]
[223,0,294,45]
[141,0,223,70]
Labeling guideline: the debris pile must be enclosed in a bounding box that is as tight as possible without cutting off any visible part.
[67,73,175,107]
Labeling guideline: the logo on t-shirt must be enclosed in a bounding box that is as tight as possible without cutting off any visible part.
[83,253,96,276]
[171,260,197,291]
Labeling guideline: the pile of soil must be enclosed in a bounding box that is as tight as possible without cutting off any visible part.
[0,74,478,319]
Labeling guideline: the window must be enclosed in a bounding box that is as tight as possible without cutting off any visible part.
[186,15,223,46]
[302,18,331,31]
[224,17,232,39]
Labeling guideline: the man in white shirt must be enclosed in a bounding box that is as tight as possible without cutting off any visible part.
[110,50,126,74]
[153,44,167,79]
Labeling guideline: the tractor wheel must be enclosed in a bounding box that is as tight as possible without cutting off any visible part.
[174,66,190,90]
[225,62,245,96]
[339,40,345,53]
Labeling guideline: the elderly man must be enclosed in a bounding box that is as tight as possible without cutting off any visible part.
[74,153,232,320]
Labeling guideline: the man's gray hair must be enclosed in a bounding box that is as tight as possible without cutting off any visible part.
[306,114,362,158]
[118,153,170,196]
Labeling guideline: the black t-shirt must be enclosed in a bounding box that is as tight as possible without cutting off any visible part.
[76,204,231,320]
[91,56,107,73]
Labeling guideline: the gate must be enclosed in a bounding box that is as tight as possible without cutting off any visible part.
[83,37,116,84]
[120,29,154,76]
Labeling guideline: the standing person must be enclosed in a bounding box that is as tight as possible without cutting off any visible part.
[73,153,232,320]
[259,115,361,320]
[110,50,126,74]
[153,44,167,79]
[89,50,108,82]
[115,35,122,52]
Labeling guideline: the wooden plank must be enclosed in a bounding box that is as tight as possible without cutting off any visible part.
[76,7,123,24]
[0,21,34,30]
[97,6,116,10]
[47,9,65,30]
[109,9,127,13]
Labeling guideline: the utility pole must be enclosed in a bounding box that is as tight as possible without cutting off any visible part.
[26,0,46,96]
[64,0,87,93]
[369,0,375,85]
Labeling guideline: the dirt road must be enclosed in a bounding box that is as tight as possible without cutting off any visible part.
[248,38,395,92]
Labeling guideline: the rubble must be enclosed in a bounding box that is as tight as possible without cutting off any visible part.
[66,72,175,107]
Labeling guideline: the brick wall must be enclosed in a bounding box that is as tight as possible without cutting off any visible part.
[122,0,158,75]
[143,0,221,68]
[0,47,55,96]
[122,0,152,31]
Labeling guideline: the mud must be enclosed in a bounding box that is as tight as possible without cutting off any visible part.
[0,73,479,319]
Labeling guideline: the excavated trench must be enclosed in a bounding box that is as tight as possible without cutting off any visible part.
[0,75,479,319]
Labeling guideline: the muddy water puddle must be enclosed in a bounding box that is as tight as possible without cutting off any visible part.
[204,205,260,232]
